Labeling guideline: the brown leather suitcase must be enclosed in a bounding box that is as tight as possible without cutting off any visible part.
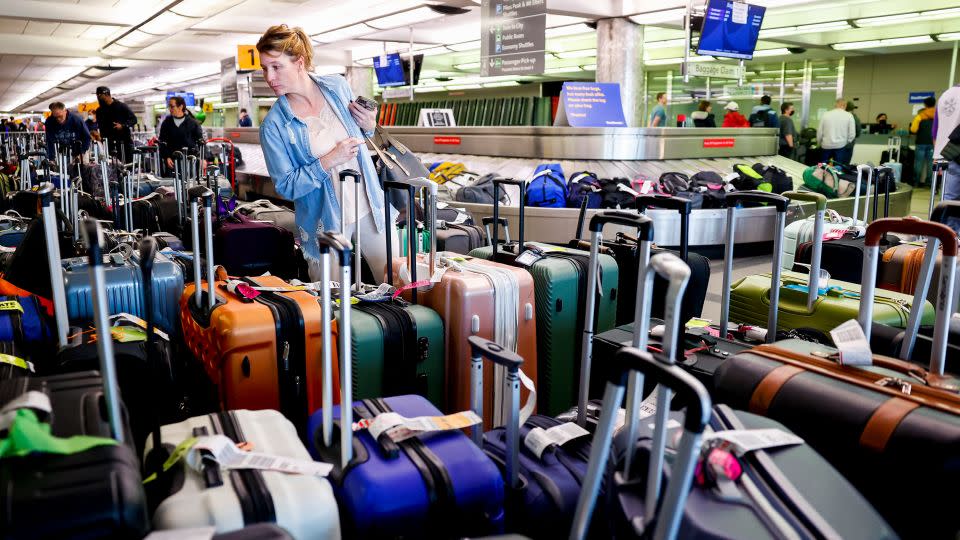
[385,179,537,428]
[179,191,340,432]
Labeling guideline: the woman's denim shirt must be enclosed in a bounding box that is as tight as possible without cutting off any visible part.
[259,74,385,261]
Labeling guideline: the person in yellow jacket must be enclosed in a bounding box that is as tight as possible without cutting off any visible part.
[910,96,936,186]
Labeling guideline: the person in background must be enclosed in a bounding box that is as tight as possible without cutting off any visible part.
[94,86,137,163]
[844,101,862,163]
[817,98,856,165]
[84,110,100,142]
[256,24,395,282]
[690,100,716,127]
[934,83,960,232]
[874,113,895,134]
[238,108,253,127]
[749,95,779,128]
[722,101,750,128]
[649,92,668,127]
[158,95,205,177]
[16,118,26,132]
[779,102,797,158]
[43,102,91,161]
[910,96,936,187]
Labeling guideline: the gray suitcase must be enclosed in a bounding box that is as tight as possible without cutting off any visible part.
[235,199,297,236]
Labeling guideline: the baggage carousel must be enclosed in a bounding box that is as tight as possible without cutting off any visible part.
[215,126,912,248]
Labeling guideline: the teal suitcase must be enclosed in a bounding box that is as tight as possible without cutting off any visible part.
[468,179,618,415]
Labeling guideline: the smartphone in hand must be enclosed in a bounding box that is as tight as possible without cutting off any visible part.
[354,96,377,111]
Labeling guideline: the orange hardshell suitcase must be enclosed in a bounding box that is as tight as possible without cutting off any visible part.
[385,180,537,427]
[180,191,339,430]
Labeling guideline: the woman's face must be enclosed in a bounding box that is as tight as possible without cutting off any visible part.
[261,50,304,96]
[168,100,182,116]
[706,105,712,113]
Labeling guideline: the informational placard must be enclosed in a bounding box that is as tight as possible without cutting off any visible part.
[723,83,763,98]
[480,0,546,77]
[202,102,214,113]
[908,91,935,103]
[220,57,238,103]
[165,91,196,107]
[237,45,261,71]
[77,101,98,112]
[554,82,627,128]
[697,0,766,60]
[686,62,744,80]
[418,109,457,127]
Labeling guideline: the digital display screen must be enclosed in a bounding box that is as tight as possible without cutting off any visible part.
[166,91,196,107]
[374,53,406,87]
[697,0,766,60]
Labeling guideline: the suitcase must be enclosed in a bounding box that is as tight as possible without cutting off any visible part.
[469,179,616,416]
[387,179,538,427]
[180,191,339,431]
[437,219,486,254]
[731,190,935,334]
[0,219,150,539]
[337,169,445,407]
[144,409,341,538]
[308,236,505,539]
[235,199,297,237]
[214,211,299,278]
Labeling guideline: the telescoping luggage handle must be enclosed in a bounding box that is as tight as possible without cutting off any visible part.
[383,180,421,303]
[468,335,524,490]
[481,216,510,245]
[38,183,70,348]
[188,188,217,311]
[570,346,711,540]
[317,231,354,469]
[851,164,871,227]
[390,177,439,280]
[930,199,960,226]
[635,194,693,261]
[138,235,163,452]
[575,210,654,428]
[783,191,827,313]
[859,217,958,375]
[719,191,789,342]
[619,252,692,511]
[929,160,950,219]
[81,219,127,444]
[338,169,363,290]
[492,178,526,258]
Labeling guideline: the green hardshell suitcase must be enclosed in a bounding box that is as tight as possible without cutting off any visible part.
[468,179,619,415]
[728,270,935,332]
[349,301,445,407]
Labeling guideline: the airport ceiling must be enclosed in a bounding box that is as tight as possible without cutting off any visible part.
[1,0,959,112]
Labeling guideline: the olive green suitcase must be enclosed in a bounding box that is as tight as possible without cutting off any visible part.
[468,179,619,415]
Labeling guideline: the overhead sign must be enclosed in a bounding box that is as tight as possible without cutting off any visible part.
[237,45,261,71]
[165,91,196,107]
[77,101,98,112]
[555,82,627,128]
[203,102,214,113]
[723,83,763,99]
[908,91,935,103]
[685,62,745,80]
[480,0,546,77]
[221,57,239,103]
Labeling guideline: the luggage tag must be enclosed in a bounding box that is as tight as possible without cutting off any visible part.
[829,319,873,367]
[524,422,590,459]
[111,313,169,342]
[184,434,333,477]
[0,390,49,432]
[513,246,544,267]
[703,428,804,456]
[0,353,33,374]
[365,410,483,443]
[356,283,396,303]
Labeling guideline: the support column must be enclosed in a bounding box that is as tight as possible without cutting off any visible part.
[596,18,644,127]
[237,72,257,128]
[345,66,376,102]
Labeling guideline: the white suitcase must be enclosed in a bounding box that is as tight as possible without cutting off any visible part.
[145,409,340,539]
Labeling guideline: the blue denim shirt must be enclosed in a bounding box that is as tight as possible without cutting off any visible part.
[259,74,386,261]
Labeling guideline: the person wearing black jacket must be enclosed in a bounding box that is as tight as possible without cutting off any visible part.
[94,86,137,163]
[690,100,716,127]
[158,95,204,176]
[44,102,91,160]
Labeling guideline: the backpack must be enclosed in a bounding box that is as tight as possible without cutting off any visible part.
[657,172,691,195]
[565,171,603,209]
[454,173,507,204]
[731,163,765,191]
[689,171,726,209]
[749,108,777,128]
[526,166,567,208]
[802,164,857,199]
[751,163,793,194]
[598,177,638,209]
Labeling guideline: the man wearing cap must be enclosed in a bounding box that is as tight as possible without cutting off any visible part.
[722,102,750,128]
[94,86,137,163]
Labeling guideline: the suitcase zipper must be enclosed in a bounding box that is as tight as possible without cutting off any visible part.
[211,412,278,525]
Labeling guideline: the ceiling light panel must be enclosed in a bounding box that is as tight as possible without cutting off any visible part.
[545,24,593,38]
[314,24,372,43]
[645,39,686,50]
[759,21,851,38]
[366,7,444,30]
[454,62,481,70]
[140,12,194,35]
[855,7,960,27]
[751,48,792,57]
[831,35,933,50]
[939,32,960,41]
[555,48,596,59]
[628,8,686,25]
[447,40,481,52]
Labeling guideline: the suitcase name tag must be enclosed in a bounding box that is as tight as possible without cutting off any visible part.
[524,422,590,459]
[703,428,805,457]
[185,435,333,477]
[829,319,873,367]
[364,410,483,444]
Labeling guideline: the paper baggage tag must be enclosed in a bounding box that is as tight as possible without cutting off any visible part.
[514,248,544,267]
[437,201,449,209]
[112,313,169,342]
[0,390,50,432]
[451,212,470,225]
[143,527,216,540]
[705,428,804,456]
[185,435,333,477]
[639,180,654,195]
[366,410,483,443]
[524,422,590,459]
[430,266,448,283]
[829,319,873,367]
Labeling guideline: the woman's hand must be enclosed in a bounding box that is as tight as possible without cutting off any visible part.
[320,137,363,170]
[348,100,377,133]
[166,157,174,169]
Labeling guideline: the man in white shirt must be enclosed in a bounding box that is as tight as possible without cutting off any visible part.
[934,84,960,231]
[817,98,856,165]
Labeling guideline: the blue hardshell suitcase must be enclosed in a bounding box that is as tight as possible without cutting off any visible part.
[307,232,506,539]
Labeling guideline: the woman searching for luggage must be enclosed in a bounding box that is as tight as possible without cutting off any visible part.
[158,95,204,176]
[257,24,397,282]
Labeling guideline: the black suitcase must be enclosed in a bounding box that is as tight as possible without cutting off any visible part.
[0,222,150,539]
